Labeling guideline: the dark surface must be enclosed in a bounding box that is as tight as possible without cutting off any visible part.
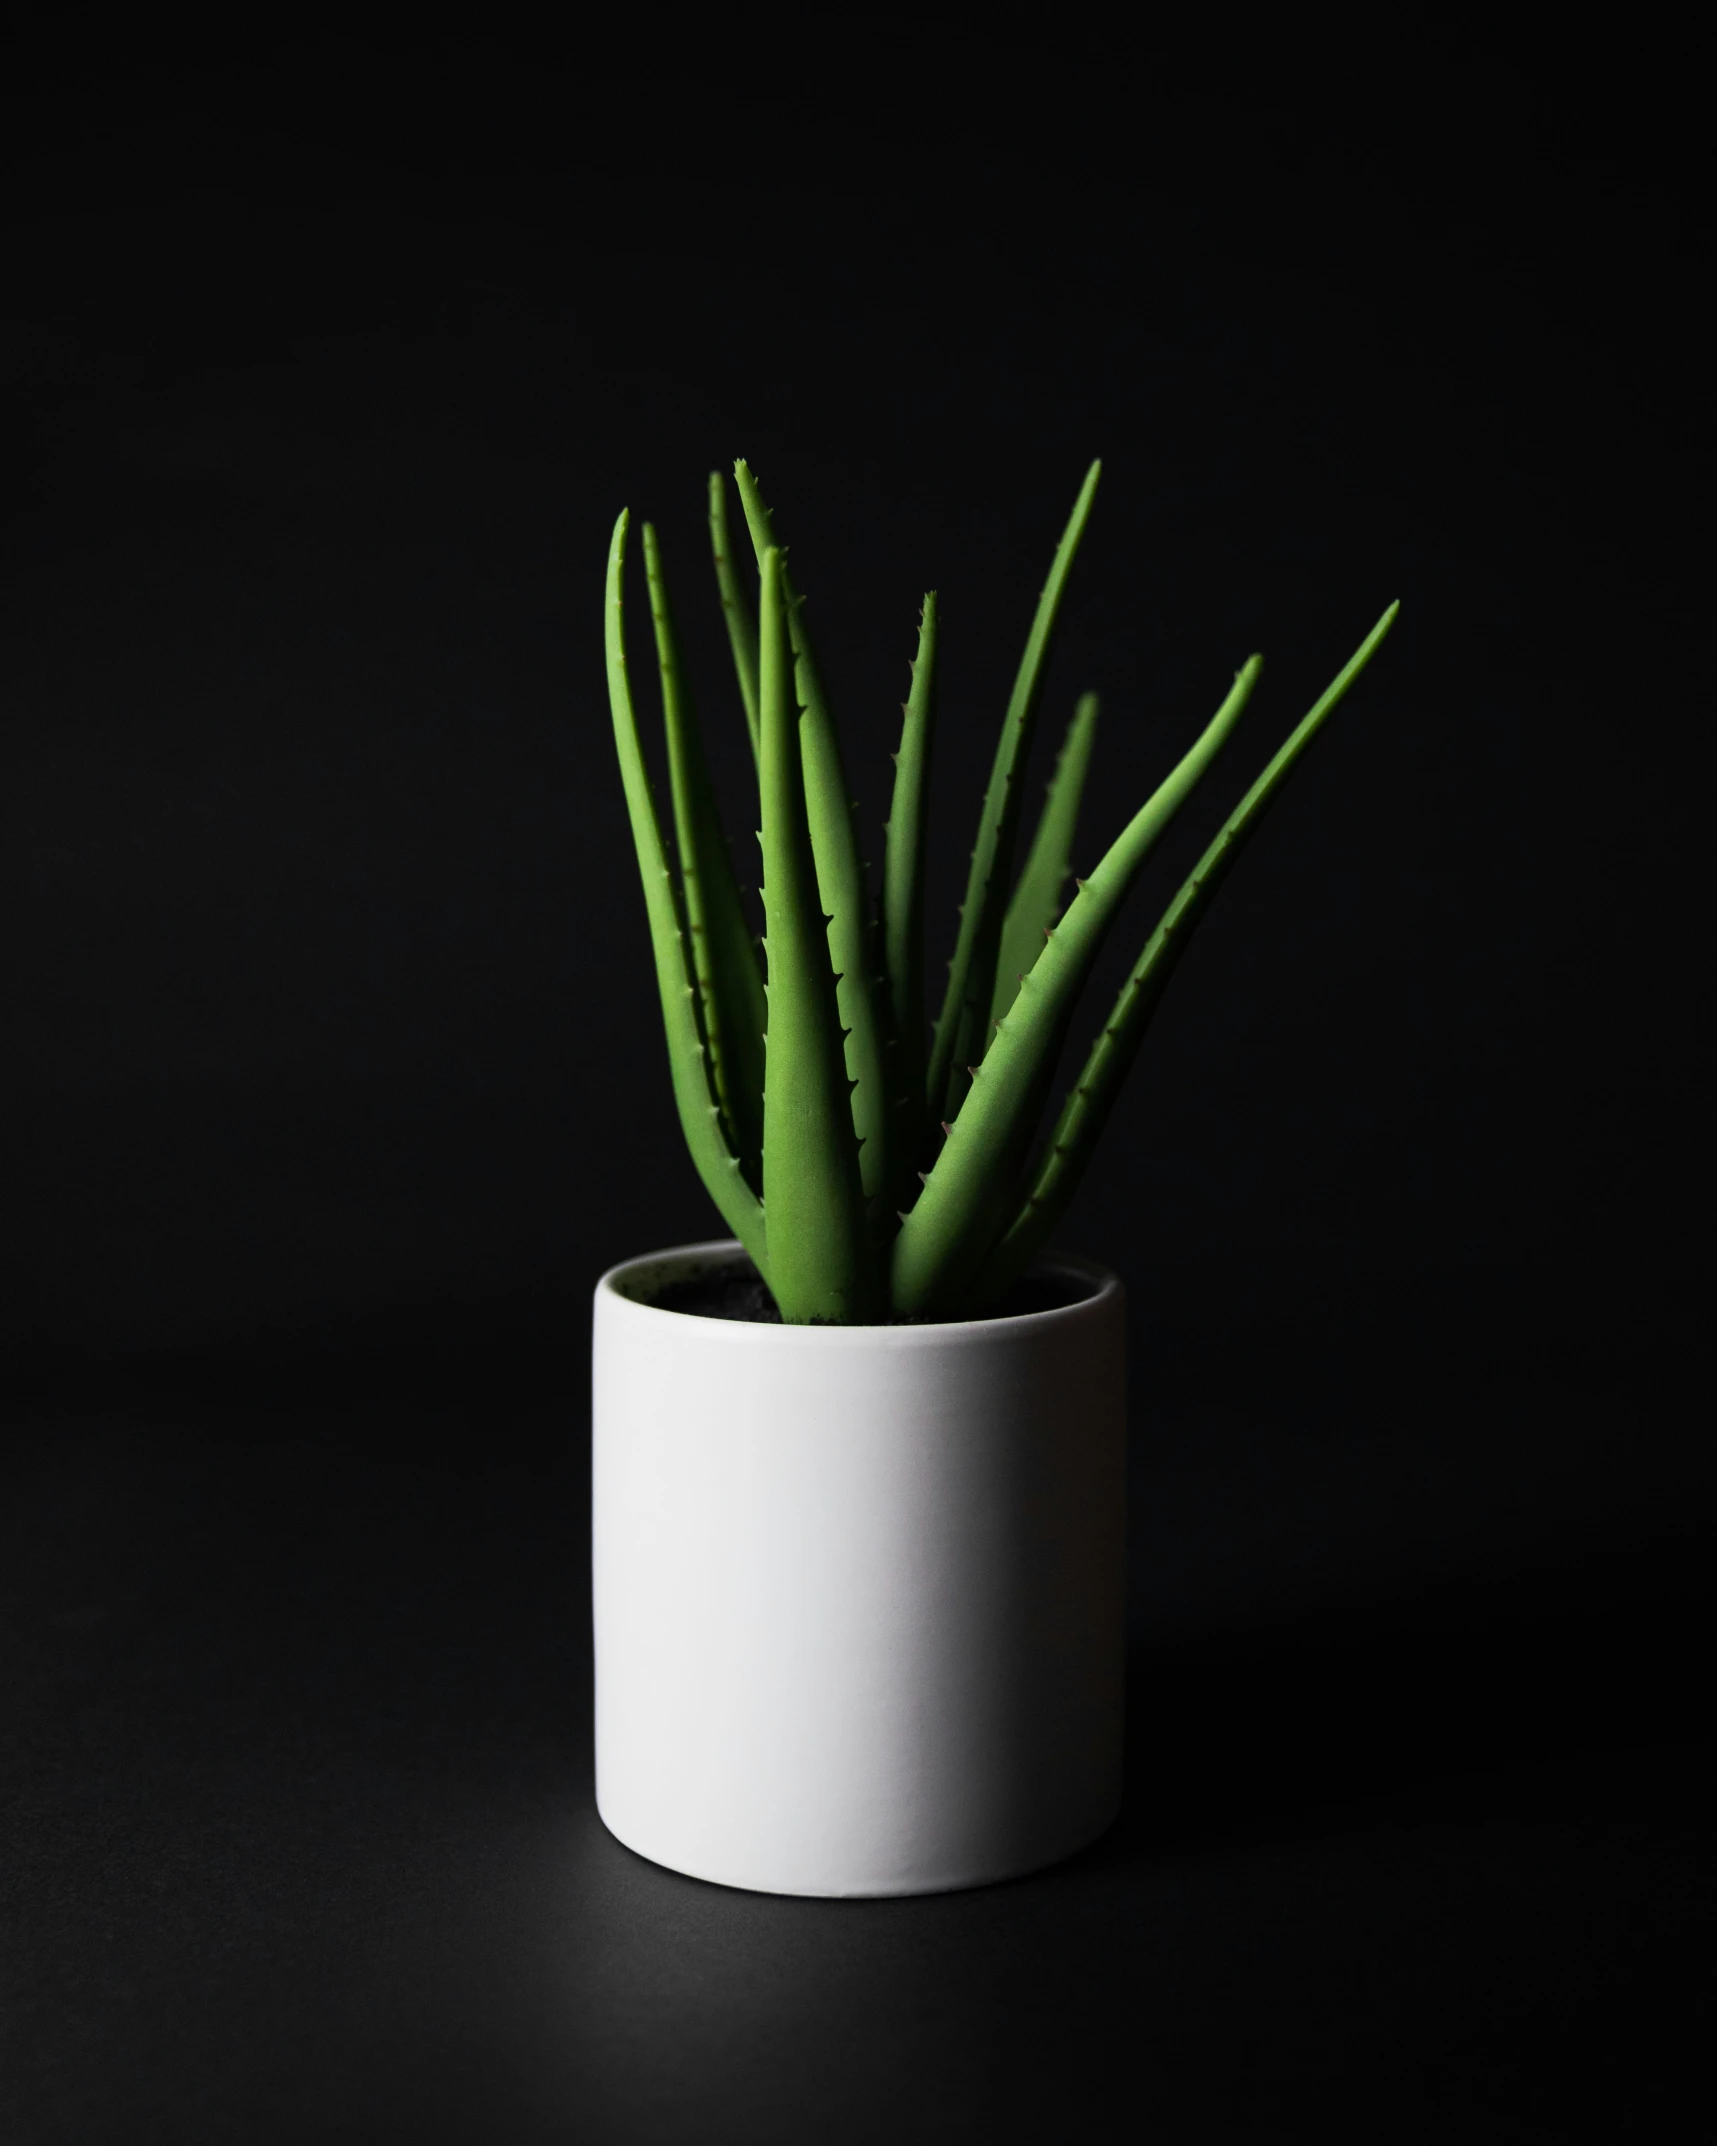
[4,1274,1713,2144]
[2,33,1710,2144]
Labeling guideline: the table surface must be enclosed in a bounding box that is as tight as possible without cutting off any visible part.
[3,1395,1711,2146]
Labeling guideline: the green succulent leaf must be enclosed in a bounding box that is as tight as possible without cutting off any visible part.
[757,545,878,1322]
[708,471,761,775]
[972,601,1402,1308]
[643,521,768,1189]
[928,460,1101,1128]
[991,691,1100,1028]
[604,510,768,1273]
[891,654,1263,1316]
[881,591,939,1210]
[732,461,892,1223]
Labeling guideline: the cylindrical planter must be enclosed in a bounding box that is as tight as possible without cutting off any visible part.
[591,1239,1126,1897]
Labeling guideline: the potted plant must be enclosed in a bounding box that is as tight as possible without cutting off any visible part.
[595,460,1396,1896]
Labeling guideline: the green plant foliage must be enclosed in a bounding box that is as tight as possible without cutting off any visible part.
[707,471,760,772]
[644,523,766,1188]
[927,461,1102,1130]
[990,691,1099,1030]
[881,592,938,1218]
[605,464,1398,1322]
[754,547,877,1322]
[732,463,893,1231]
[604,512,766,1272]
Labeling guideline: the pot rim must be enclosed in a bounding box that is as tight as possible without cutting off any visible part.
[595,1237,1120,1344]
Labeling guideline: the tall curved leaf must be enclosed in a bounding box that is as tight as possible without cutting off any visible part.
[604,511,767,1272]
[756,546,876,1322]
[733,461,892,1219]
[991,691,1100,1027]
[972,602,1401,1306]
[892,657,1262,1315]
[643,521,767,1188]
[928,460,1101,1125]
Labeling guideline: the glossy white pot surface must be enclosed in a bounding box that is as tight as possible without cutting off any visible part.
[592,1239,1125,1897]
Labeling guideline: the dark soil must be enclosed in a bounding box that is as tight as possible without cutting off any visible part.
[641,1264,1088,1325]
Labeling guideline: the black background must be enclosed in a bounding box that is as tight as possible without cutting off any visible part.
[3,25,1711,2143]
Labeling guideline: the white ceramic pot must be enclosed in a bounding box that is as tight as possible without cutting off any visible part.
[591,1238,1126,1897]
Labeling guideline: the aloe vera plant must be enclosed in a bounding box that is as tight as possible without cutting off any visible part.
[606,461,1397,1323]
